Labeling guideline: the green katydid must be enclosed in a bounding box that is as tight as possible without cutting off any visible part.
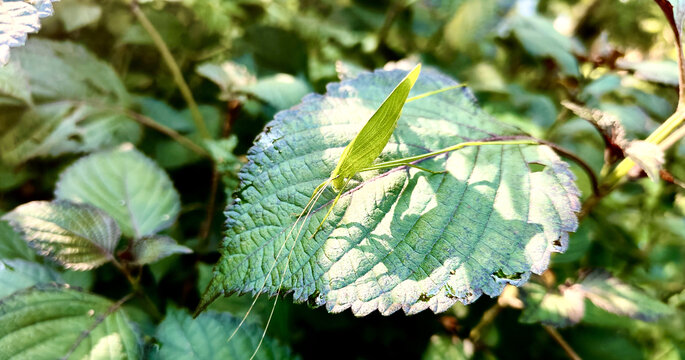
[225,63,539,359]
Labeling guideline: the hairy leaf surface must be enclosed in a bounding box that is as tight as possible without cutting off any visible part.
[202,68,580,316]
[55,145,181,238]
[154,307,297,360]
[0,285,141,359]
[132,235,192,265]
[2,200,121,270]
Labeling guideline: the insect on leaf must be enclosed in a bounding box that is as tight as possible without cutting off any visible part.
[330,63,421,190]
[201,67,579,316]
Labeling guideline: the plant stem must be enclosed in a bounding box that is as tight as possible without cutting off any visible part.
[61,292,135,360]
[543,325,582,360]
[111,258,162,320]
[469,302,502,342]
[601,108,685,190]
[131,1,210,139]
[125,109,210,157]
[659,123,685,150]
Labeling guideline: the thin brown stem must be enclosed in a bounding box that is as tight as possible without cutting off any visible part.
[124,110,210,157]
[60,292,135,360]
[131,1,210,139]
[198,169,219,246]
[111,257,162,320]
[543,325,582,360]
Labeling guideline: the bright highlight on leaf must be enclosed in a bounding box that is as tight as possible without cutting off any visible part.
[520,271,673,327]
[0,285,141,359]
[2,200,121,271]
[55,145,181,239]
[201,67,580,316]
[0,0,59,65]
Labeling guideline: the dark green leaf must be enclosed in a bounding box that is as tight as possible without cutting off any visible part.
[153,307,297,360]
[0,285,141,359]
[0,219,36,261]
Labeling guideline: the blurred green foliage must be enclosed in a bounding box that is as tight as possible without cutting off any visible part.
[0,0,683,359]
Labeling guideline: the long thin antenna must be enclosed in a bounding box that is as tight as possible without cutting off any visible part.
[227,178,331,343]
[249,179,331,359]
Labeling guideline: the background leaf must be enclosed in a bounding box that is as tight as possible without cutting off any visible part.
[0,258,64,298]
[55,145,181,238]
[0,285,141,359]
[153,307,297,360]
[2,200,121,270]
[0,219,36,261]
[203,68,580,316]
[0,39,141,165]
[132,235,192,265]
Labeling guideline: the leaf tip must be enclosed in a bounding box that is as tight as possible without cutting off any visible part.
[194,279,223,317]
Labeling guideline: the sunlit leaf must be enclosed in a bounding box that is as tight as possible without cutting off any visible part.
[519,282,586,327]
[2,200,121,270]
[520,271,673,327]
[243,73,311,110]
[0,285,141,359]
[625,140,665,182]
[0,0,58,65]
[153,307,297,360]
[617,59,679,86]
[574,271,674,322]
[55,145,181,238]
[201,68,580,316]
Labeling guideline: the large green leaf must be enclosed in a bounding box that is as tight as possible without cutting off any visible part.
[0,285,141,359]
[0,259,64,298]
[0,39,141,165]
[55,145,181,238]
[153,307,297,360]
[201,68,580,316]
[2,200,121,270]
